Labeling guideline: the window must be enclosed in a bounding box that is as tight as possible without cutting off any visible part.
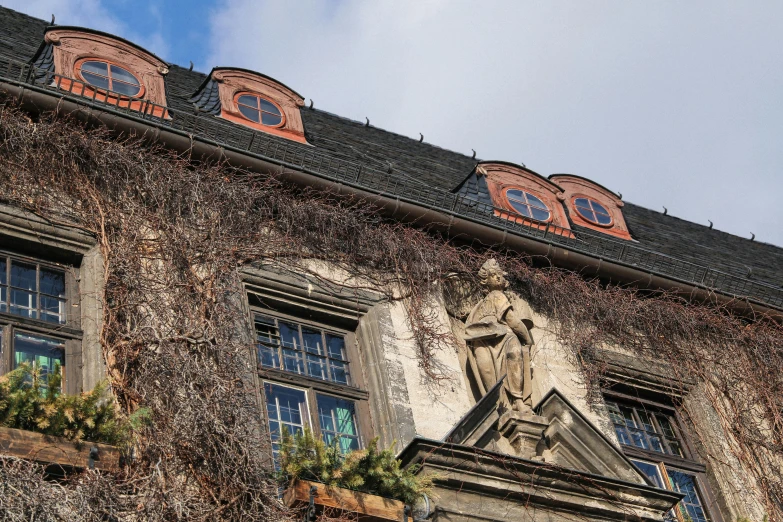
[253,310,369,463]
[76,59,142,98]
[236,94,283,127]
[0,250,78,394]
[574,197,612,226]
[606,398,718,522]
[504,189,551,222]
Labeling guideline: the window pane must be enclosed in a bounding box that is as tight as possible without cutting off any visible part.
[40,268,65,297]
[630,459,665,488]
[238,104,261,123]
[667,439,684,458]
[264,383,308,466]
[326,334,346,360]
[13,333,65,390]
[667,470,709,522]
[81,61,108,75]
[237,95,258,109]
[526,193,547,210]
[10,262,36,291]
[307,353,328,380]
[111,81,141,97]
[10,288,36,319]
[261,113,282,126]
[40,295,65,324]
[574,197,591,210]
[509,201,532,218]
[302,327,324,355]
[530,207,551,221]
[596,212,613,225]
[614,426,631,446]
[109,65,140,86]
[259,98,281,115]
[317,394,360,454]
[255,314,281,369]
[81,72,111,90]
[630,429,649,450]
[0,258,6,285]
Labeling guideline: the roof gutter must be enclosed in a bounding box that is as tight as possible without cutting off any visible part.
[3,80,781,322]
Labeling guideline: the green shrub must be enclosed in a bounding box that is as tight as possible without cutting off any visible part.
[278,427,431,506]
[0,363,149,446]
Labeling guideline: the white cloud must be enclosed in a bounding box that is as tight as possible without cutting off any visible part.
[206,0,783,247]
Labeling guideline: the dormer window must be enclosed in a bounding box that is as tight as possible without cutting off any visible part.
[574,197,612,226]
[33,28,169,118]
[505,189,551,222]
[76,59,143,98]
[236,93,283,127]
[190,68,308,144]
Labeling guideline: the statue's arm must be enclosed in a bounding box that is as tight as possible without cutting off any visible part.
[504,308,533,345]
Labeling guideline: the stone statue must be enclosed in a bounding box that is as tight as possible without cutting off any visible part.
[463,259,535,414]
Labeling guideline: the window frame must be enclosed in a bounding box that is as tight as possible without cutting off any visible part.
[572,196,614,227]
[74,57,145,100]
[250,304,372,456]
[604,389,725,522]
[0,249,82,395]
[502,187,553,223]
[233,92,286,129]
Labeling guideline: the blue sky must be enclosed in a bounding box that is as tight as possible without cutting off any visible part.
[3,0,783,252]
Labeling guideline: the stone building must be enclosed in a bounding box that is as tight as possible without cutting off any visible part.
[0,6,780,522]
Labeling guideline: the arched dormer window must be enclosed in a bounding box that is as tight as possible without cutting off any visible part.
[190,68,307,144]
[549,174,632,240]
[474,162,573,237]
[36,28,169,118]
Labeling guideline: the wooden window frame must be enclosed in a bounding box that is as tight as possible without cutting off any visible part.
[573,196,614,228]
[0,249,82,395]
[74,57,145,100]
[502,187,553,223]
[250,304,373,453]
[234,92,286,128]
[604,390,725,522]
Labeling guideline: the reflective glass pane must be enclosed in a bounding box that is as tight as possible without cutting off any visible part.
[238,104,261,123]
[279,322,300,350]
[40,295,65,324]
[648,434,664,453]
[326,334,346,360]
[667,439,684,457]
[508,200,532,218]
[637,410,657,433]
[0,286,5,313]
[630,459,665,488]
[667,470,708,522]
[81,61,108,75]
[656,414,677,438]
[306,353,328,380]
[237,95,258,109]
[630,429,649,449]
[0,259,6,285]
[111,81,141,97]
[40,268,65,297]
[596,212,613,225]
[530,207,551,221]
[505,190,526,204]
[574,197,591,210]
[10,288,36,318]
[264,383,308,466]
[590,200,610,215]
[329,360,349,385]
[525,193,547,210]
[10,262,36,291]
[302,327,323,355]
[317,394,360,454]
[13,333,64,390]
[620,406,637,428]
[282,348,305,374]
[255,315,281,369]
[577,207,597,222]
[109,65,140,86]
[615,426,631,446]
[81,72,110,90]
[259,98,281,115]
[606,402,625,425]
[261,112,282,126]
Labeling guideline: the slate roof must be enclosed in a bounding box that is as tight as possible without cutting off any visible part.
[0,5,781,303]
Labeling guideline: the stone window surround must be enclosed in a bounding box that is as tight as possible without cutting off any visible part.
[211,68,308,144]
[240,264,414,461]
[43,28,169,115]
[602,387,725,522]
[549,174,633,241]
[0,203,103,395]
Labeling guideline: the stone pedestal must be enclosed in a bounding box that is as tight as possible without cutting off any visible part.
[497,411,550,459]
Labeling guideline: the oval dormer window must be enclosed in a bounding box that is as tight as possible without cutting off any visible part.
[505,189,551,222]
[236,93,284,127]
[574,197,613,226]
[76,60,142,97]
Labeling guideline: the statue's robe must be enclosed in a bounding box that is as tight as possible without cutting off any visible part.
[464,290,533,406]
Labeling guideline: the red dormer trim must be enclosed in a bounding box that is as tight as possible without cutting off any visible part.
[549,174,633,241]
[211,68,308,144]
[478,162,573,238]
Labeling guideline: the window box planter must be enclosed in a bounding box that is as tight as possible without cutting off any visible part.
[283,479,407,522]
[0,426,120,471]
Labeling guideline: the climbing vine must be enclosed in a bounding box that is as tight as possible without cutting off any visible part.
[0,104,780,521]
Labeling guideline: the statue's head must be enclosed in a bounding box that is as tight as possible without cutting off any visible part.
[478,259,508,291]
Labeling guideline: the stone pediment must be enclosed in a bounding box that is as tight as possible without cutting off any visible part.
[445,380,651,486]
